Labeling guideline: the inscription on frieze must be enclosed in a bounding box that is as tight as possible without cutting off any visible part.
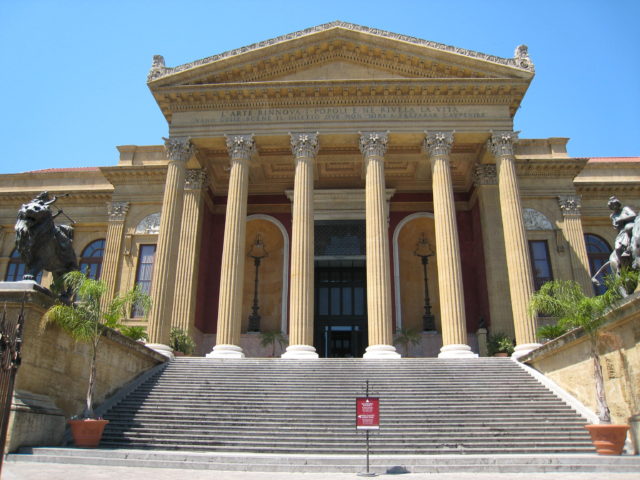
[188,105,495,126]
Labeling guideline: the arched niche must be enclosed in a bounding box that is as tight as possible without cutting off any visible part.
[134,213,161,235]
[241,215,289,334]
[523,208,554,231]
[393,213,439,332]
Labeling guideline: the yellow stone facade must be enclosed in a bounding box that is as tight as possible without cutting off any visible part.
[1,22,638,358]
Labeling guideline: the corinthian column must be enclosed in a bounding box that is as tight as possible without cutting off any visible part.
[488,132,540,358]
[171,169,208,336]
[207,135,255,359]
[147,137,195,356]
[101,201,129,305]
[282,133,319,359]
[425,132,475,358]
[558,195,593,295]
[360,132,400,359]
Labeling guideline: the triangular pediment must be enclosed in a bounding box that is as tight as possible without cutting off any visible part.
[148,21,534,88]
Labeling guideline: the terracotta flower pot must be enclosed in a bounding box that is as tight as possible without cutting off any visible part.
[585,424,629,455]
[68,419,109,448]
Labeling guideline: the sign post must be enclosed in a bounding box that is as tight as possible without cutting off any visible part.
[356,380,379,477]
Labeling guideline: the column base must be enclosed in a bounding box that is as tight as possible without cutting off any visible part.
[363,344,401,359]
[281,345,319,359]
[512,343,542,360]
[206,344,245,358]
[438,344,478,358]
[145,343,175,360]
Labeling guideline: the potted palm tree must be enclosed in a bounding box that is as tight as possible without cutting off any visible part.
[393,328,421,357]
[259,330,288,357]
[42,271,150,447]
[528,272,637,455]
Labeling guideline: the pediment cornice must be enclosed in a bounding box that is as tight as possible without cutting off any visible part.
[148,22,533,86]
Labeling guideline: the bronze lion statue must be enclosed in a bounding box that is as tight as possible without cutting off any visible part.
[15,192,78,285]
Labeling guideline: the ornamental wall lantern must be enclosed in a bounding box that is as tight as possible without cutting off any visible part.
[247,234,268,332]
[413,233,436,332]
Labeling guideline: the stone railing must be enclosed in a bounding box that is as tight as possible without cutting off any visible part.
[522,293,640,425]
[0,282,166,452]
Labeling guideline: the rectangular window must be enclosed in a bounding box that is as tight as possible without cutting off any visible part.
[528,240,553,290]
[131,244,156,317]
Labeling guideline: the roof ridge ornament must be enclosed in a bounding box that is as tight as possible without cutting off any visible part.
[147,22,535,82]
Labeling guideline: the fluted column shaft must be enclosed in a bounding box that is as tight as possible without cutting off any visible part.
[208,135,255,359]
[489,132,540,357]
[425,132,475,358]
[101,201,129,305]
[148,137,195,352]
[559,196,593,295]
[360,132,400,359]
[171,170,207,336]
[283,133,319,359]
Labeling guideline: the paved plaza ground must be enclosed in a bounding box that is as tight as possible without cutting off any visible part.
[3,462,640,480]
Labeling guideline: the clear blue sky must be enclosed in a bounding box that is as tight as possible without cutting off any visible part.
[1,0,638,173]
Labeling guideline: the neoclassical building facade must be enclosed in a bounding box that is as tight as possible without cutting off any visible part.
[1,22,637,359]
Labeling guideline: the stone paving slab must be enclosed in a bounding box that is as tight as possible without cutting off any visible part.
[3,462,640,480]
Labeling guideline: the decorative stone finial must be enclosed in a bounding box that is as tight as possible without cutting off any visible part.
[147,55,169,82]
[514,45,533,70]
[290,132,319,158]
[488,131,519,157]
[163,137,195,164]
[359,132,389,157]
[107,201,130,222]
[424,132,454,157]
[225,134,256,160]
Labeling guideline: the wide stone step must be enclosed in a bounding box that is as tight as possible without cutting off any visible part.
[15,447,640,473]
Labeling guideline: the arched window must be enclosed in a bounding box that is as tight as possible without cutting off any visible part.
[79,239,105,280]
[4,249,43,283]
[585,234,611,295]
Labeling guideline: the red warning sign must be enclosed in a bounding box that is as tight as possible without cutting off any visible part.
[356,397,380,430]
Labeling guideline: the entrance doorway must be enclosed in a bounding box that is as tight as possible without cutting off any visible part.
[314,260,367,357]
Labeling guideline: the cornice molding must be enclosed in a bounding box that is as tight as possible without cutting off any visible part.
[99,165,168,184]
[515,159,587,178]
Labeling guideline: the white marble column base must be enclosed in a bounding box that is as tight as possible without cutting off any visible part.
[363,344,401,359]
[206,344,245,358]
[145,343,175,360]
[281,345,319,359]
[512,343,542,360]
[438,344,478,358]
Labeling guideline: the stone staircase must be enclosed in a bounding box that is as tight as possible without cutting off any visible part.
[95,357,593,455]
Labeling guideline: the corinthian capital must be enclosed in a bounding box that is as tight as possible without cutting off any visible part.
[225,134,256,161]
[163,137,195,164]
[106,201,130,222]
[488,131,519,157]
[185,169,208,190]
[359,131,389,158]
[473,164,498,186]
[290,132,319,158]
[424,131,454,157]
[558,195,582,216]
